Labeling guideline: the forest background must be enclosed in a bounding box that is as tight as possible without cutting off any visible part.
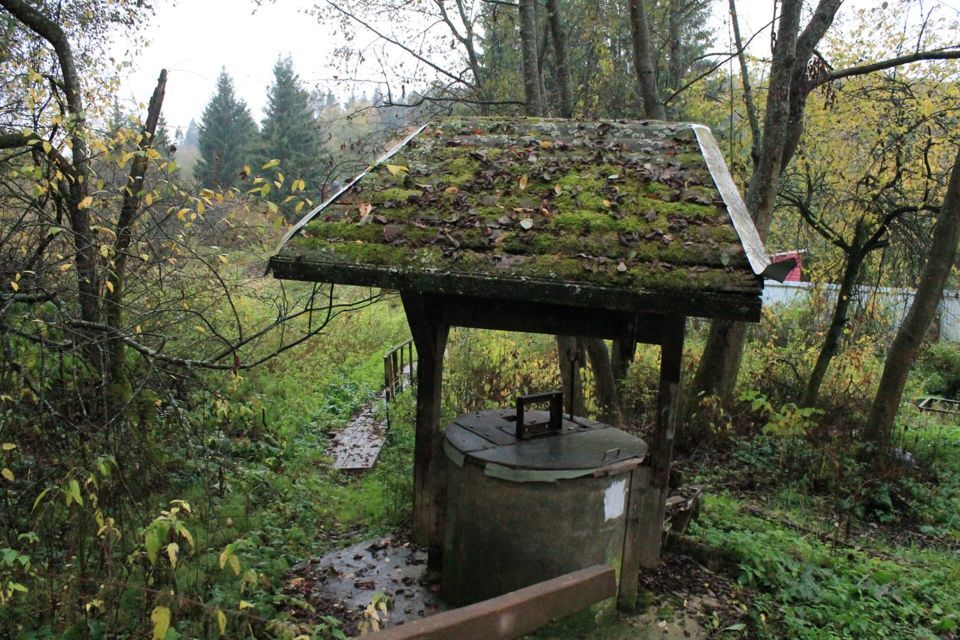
[1,0,960,638]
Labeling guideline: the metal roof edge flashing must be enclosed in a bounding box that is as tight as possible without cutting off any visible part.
[690,124,777,280]
[272,122,431,254]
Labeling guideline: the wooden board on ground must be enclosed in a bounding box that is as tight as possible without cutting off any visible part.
[330,398,386,471]
[366,564,616,640]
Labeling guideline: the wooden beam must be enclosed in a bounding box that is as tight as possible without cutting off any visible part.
[401,292,450,567]
[439,296,664,343]
[367,565,617,640]
[617,465,650,610]
[637,317,685,569]
[267,257,764,322]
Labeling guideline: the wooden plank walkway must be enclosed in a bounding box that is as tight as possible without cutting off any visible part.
[330,364,413,471]
[330,398,387,471]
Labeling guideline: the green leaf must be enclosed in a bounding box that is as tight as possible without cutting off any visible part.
[145,527,161,565]
[65,479,83,506]
[32,487,51,512]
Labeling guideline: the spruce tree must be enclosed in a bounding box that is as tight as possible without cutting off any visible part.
[194,70,257,189]
[258,57,325,217]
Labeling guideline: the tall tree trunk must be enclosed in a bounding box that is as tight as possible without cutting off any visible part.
[729,0,761,167]
[585,338,622,426]
[801,240,867,408]
[0,0,102,374]
[688,0,806,407]
[105,70,167,403]
[866,149,960,451]
[664,0,684,118]
[557,336,584,416]
[518,0,542,116]
[628,0,665,119]
[546,0,574,117]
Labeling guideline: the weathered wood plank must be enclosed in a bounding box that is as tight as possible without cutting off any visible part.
[439,296,665,343]
[638,316,685,568]
[330,401,385,471]
[268,258,763,323]
[617,465,651,610]
[367,565,617,640]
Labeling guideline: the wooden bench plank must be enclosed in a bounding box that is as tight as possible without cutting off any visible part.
[367,565,616,640]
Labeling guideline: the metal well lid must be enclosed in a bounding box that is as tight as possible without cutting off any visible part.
[443,405,647,482]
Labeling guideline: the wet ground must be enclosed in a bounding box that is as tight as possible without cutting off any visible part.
[284,534,443,635]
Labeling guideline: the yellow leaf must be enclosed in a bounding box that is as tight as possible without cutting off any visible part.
[216,610,227,635]
[554,183,562,195]
[218,254,228,264]
[229,553,240,576]
[100,244,110,258]
[151,606,171,640]
[238,600,253,610]
[2,468,14,482]
[176,208,189,221]
[261,159,280,170]
[59,263,73,272]
[519,175,528,190]
[177,528,194,551]
[539,140,553,149]
[602,199,612,208]
[105,281,114,294]
[9,281,18,292]
[294,201,305,215]
[218,548,229,569]
[145,192,153,207]
[1,443,15,451]
[386,164,409,176]
[167,542,179,569]
[444,186,459,194]
[78,196,93,209]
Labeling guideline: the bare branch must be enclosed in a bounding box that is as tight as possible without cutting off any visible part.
[810,49,960,90]
[325,0,475,90]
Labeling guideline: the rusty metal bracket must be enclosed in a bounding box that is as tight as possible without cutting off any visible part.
[515,391,563,439]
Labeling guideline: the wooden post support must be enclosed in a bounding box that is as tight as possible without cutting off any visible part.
[617,465,650,610]
[367,565,617,640]
[637,316,685,570]
[401,293,450,567]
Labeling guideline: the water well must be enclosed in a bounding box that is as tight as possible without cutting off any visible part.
[441,392,647,605]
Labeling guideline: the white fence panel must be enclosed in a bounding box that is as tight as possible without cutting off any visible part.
[762,281,960,342]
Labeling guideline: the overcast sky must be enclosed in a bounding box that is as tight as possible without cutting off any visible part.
[113,0,960,135]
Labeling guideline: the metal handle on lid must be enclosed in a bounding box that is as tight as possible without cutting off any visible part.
[515,391,564,439]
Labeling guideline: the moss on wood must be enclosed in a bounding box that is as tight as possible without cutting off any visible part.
[275,116,762,310]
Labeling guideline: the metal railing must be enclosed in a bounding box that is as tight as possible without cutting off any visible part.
[384,338,415,401]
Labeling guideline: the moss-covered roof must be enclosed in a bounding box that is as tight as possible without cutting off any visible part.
[268,117,769,321]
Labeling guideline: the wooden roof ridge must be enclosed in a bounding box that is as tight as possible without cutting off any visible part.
[268,116,783,321]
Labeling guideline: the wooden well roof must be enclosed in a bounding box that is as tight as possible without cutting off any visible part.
[268,117,775,321]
